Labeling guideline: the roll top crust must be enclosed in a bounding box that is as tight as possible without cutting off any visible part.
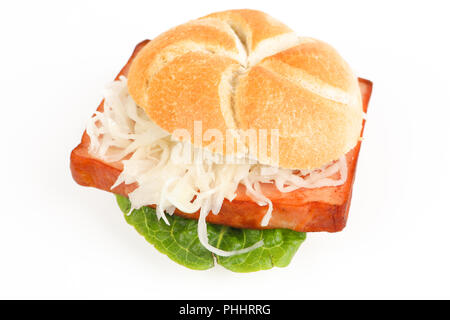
[127,9,363,169]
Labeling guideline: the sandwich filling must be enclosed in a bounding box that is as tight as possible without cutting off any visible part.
[86,77,348,256]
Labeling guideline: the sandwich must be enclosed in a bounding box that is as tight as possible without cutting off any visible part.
[70,9,373,272]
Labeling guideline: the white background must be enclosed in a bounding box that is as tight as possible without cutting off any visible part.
[1,0,449,299]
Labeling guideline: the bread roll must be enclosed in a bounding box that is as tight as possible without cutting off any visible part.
[127,9,363,169]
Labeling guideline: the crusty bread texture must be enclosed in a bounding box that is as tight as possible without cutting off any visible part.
[127,9,363,169]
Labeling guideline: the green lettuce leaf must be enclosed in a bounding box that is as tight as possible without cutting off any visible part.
[116,194,306,272]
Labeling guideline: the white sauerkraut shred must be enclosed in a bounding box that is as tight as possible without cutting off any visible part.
[86,77,348,256]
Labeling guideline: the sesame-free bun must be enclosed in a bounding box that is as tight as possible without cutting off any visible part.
[127,9,363,169]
